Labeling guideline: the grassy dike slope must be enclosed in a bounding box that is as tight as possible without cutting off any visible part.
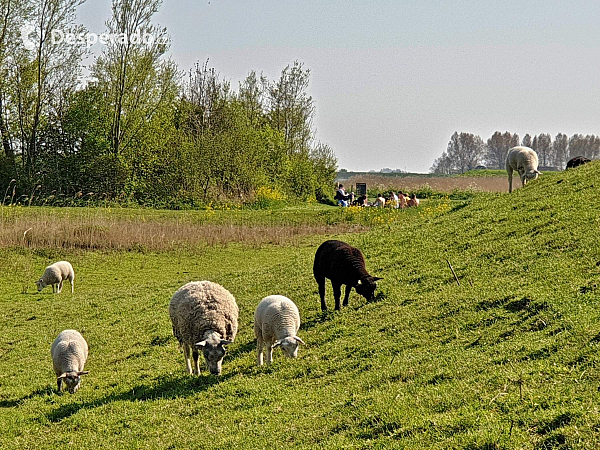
[0,163,599,449]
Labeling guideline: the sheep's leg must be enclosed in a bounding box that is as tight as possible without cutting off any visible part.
[70,276,74,293]
[332,282,342,311]
[316,277,327,311]
[183,344,193,374]
[343,284,352,306]
[57,281,63,293]
[52,284,56,293]
[266,342,274,364]
[192,349,200,375]
[257,336,264,366]
[518,168,526,188]
[57,378,63,392]
[507,166,513,193]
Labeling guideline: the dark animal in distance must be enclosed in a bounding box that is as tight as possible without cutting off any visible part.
[566,156,591,169]
[313,240,382,311]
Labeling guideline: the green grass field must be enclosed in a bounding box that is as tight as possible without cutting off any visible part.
[1,163,599,449]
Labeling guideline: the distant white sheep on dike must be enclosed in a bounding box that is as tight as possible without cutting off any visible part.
[169,281,238,376]
[254,295,305,366]
[36,261,75,293]
[506,146,541,193]
[51,329,89,393]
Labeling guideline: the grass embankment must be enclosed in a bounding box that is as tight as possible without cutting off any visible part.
[0,163,599,448]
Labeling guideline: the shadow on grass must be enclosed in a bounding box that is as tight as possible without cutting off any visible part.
[0,385,55,408]
[227,339,257,359]
[301,309,336,331]
[47,372,231,423]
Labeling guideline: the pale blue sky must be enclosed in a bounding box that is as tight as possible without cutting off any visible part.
[76,0,600,172]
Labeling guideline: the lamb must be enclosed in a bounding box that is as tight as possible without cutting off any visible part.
[169,281,238,376]
[313,239,382,311]
[566,155,591,169]
[506,146,541,193]
[51,329,89,393]
[36,261,75,293]
[254,295,305,366]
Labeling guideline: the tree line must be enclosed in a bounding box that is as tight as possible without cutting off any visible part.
[430,131,600,174]
[0,0,336,207]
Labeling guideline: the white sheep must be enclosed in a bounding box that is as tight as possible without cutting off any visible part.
[169,281,238,376]
[51,329,89,393]
[36,261,75,293]
[506,146,541,193]
[254,295,305,366]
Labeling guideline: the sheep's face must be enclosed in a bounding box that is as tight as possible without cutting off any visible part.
[196,337,231,375]
[58,371,88,393]
[523,170,540,182]
[36,279,46,292]
[355,276,383,301]
[274,336,304,358]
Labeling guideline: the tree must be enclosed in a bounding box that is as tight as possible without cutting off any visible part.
[535,133,552,167]
[522,134,532,148]
[568,134,585,160]
[238,70,267,127]
[0,0,24,161]
[94,0,173,157]
[15,0,87,180]
[430,151,453,174]
[266,61,314,155]
[553,133,568,168]
[446,132,484,173]
[485,131,519,169]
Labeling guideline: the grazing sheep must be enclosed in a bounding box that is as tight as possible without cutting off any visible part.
[566,156,591,169]
[51,329,89,393]
[36,261,75,294]
[254,295,305,366]
[506,146,541,193]
[313,240,382,311]
[169,281,238,376]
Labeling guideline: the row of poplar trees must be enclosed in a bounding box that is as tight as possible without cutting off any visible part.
[0,0,337,207]
[430,131,600,174]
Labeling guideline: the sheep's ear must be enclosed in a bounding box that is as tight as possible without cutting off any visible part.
[220,339,233,346]
[195,340,207,347]
[535,170,542,175]
[77,371,89,376]
[57,373,68,379]
[294,336,306,345]
[272,340,282,348]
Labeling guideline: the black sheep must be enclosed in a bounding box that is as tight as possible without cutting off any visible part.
[566,156,591,169]
[313,240,382,311]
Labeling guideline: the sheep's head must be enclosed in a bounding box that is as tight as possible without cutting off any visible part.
[355,276,383,301]
[273,336,305,358]
[195,334,232,375]
[524,169,541,182]
[36,279,46,292]
[58,370,89,393]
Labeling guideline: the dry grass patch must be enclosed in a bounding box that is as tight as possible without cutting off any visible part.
[0,207,365,251]
[345,174,509,192]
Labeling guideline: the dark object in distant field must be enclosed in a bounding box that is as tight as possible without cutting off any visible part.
[566,156,591,169]
[313,240,382,311]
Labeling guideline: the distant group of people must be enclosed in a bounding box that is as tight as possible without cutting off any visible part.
[335,185,419,208]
